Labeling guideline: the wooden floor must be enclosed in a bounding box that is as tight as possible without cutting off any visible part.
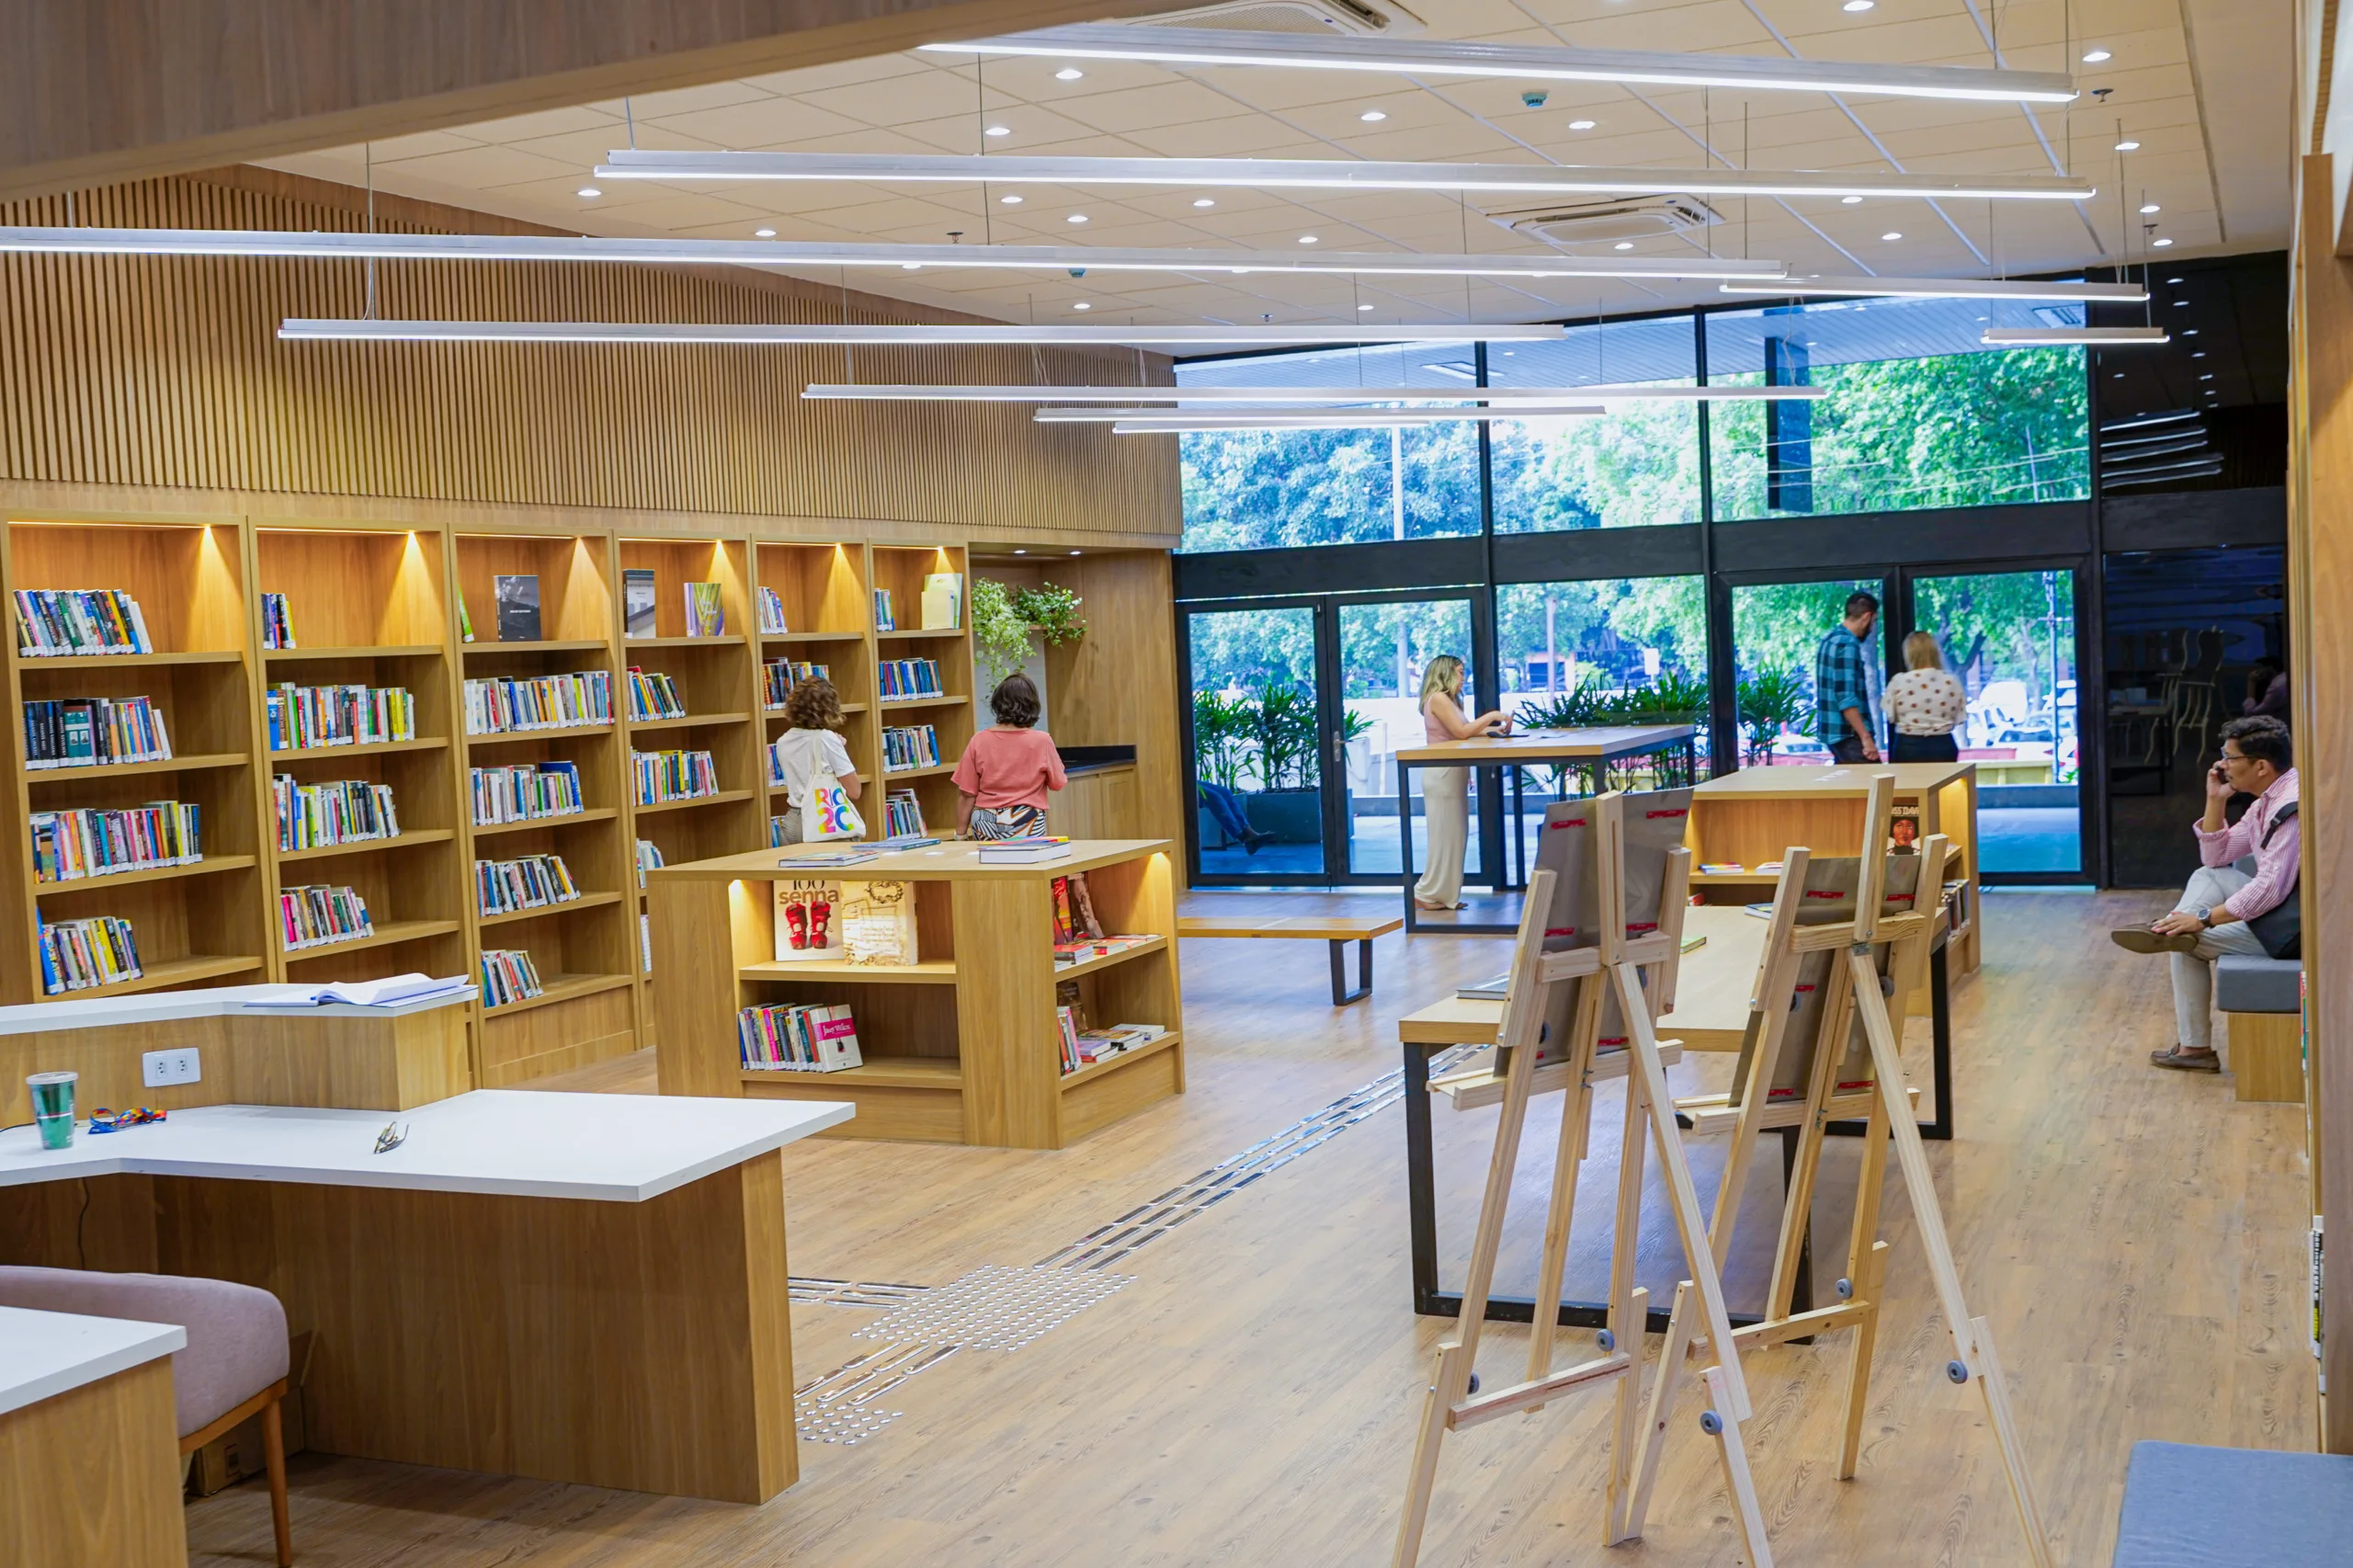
[185,889,2314,1567]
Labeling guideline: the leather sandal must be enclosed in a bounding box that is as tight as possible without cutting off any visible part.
[2149,1045,2221,1073]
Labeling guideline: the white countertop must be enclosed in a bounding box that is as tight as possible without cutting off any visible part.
[0,1090,854,1201]
[0,983,472,1037]
[0,1304,185,1417]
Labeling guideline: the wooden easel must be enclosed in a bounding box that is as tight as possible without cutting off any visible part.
[1394,792,1772,1568]
[1627,772,2053,1566]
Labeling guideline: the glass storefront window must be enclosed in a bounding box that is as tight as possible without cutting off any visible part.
[1731,578,1885,764]
[1488,318,1702,531]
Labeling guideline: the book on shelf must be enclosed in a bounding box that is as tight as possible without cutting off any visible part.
[920,572,962,631]
[631,748,719,804]
[29,801,201,882]
[457,591,473,644]
[38,915,142,994]
[879,658,942,700]
[623,568,656,638]
[12,589,153,657]
[470,761,583,824]
[475,853,582,916]
[764,659,827,707]
[242,973,472,1010]
[1698,862,1745,875]
[463,670,612,734]
[739,1002,862,1072]
[259,593,296,651]
[883,787,925,838]
[871,587,894,632]
[1052,934,1156,967]
[274,775,398,851]
[881,723,940,773]
[635,837,664,889]
[641,912,652,972]
[480,947,544,1006]
[1073,1021,1168,1069]
[756,587,787,635]
[278,883,374,950]
[983,840,1071,866]
[684,582,725,637]
[625,666,687,721]
[22,695,173,769]
[494,575,542,642]
[1055,1004,1081,1074]
[267,682,416,751]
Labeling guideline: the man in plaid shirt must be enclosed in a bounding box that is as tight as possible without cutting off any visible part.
[1813,590,1882,763]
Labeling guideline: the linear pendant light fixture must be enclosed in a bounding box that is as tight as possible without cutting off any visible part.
[917,24,2079,105]
[1720,275,2148,303]
[0,226,1789,282]
[1085,408,1609,432]
[596,151,2097,204]
[806,383,1829,405]
[1980,325,2169,346]
[277,319,1572,347]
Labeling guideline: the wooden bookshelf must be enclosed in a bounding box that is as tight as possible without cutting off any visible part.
[620,536,761,868]
[455,528,637,1086]
[754,538,873,848]
[870,544,973,843]
[651,838,1181,1149]
[0,516,270,1002]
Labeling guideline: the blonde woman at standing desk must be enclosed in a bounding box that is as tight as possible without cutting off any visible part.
[1413,654,1512,911]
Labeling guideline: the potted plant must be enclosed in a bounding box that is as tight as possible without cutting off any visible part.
[1237,678,1322,843]
[1736,669,1809,766]
[973,577,1087,688]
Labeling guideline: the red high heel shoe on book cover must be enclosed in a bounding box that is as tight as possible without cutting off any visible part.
[783,897,810,950]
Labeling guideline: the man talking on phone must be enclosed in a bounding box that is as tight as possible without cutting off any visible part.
[2111,715,2299,1073]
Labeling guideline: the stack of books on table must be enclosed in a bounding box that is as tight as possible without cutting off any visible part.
[1053,934,1157,968]
[632,748,719,805]
[12,588,153,656]
[764,660,826,707]
[475,853,581,915]
[464,671,612,734]
[259,593,295,650]
[881,724,939,772]
[980,835,1071,867]
[1072,1021,1168,1071]
[738,1002,863,1072]
[624,667,687,721]
[479,947,543,1006]
[278,883,374,950]
[37,915,142,994]
[22,695,173,769]
[242,973,473,1009]
[470,761,583,824]
[267,683,415,750]
[29,801,201,881]
[756,586,788,635]
[275,776,398,851]
[879,658,942,699]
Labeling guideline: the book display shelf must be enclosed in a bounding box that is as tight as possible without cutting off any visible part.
[869,544,974,837]
[619,537,761,867]
[651,839,1181,1149]
[256,522,468,990]
[0,517,268,1000]
[755,538,874,844]
[455,528,637,1083]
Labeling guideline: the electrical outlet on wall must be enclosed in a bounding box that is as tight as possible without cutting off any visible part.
[141,1047,201,1087]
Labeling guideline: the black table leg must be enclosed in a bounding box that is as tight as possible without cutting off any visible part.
[1331,937,1374,1006]
[1398,757,1419,935]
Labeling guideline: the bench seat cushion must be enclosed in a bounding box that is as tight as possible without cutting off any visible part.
[0,1266,288,1437]
[2214,955,2302,1015]
[2114,1439,2353,1566]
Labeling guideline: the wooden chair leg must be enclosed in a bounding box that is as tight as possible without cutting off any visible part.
[262,1394,292,1567]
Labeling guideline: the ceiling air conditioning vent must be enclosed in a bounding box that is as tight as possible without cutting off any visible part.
[1485,196,1724,246]
[1130,0,1425,37]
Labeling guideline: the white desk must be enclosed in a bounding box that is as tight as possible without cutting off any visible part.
[0,1307,188,1567]
[0,1303,184,1417]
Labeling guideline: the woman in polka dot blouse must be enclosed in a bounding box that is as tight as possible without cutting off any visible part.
[1882,631,1968,763]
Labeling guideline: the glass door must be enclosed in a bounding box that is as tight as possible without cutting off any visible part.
[1727,575,1890,767]
[1332,595,1481,883]
[1183,602,1327,884]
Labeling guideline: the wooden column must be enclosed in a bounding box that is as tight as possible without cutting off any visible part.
[651,872,758,1098]
[954,875,1062,1148]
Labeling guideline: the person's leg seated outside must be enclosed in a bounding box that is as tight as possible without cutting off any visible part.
[1197,779,1267,853]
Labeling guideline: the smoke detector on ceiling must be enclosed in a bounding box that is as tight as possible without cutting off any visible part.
[1484,196,1724,246]
[1128,0,1425,37]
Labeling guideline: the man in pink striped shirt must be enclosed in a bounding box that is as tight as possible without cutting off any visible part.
[2112,716,2299,1072]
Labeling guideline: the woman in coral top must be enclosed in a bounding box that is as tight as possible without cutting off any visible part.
[952,674,1067,838]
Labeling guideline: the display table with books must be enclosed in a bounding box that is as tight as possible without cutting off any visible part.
[650,836,1181,1149]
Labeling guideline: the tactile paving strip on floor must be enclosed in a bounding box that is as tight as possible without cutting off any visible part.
[790,1276,933,1310]
[851,1264,1133,1351]
[794,1342,960,1444]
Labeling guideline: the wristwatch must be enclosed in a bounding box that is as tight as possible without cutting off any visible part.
[2193,904,2213,927]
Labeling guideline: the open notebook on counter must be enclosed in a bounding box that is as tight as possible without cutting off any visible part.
[241,973,475,1009]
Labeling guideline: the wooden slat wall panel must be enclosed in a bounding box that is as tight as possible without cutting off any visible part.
[0,177,1181,544]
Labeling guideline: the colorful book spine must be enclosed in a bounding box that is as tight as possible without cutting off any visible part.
[266,683,416,751]
[469,762,585,825]
[273,776,399,851]
[480,947,544,1007]
[28,801,201,882]
[20,695,173,769]
[763,660,829,708]
[756,587,788,635]
[631,748,720,805]
[737,1003,862,1071]
[278,883,374,951]
[624,667,688,721]
[884,788,925,838]
[474,853,582,916]
[871,588,894,632]
[11,589,154,656]
[684,582,725,637]
[462,671,613,734]
[37,915,142,994]
[259,593,296,650]
[881,724,941,773]
[635,838,665,889]
[878,659,943,700]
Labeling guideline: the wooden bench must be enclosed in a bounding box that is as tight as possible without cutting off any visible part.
[1175,914,1404,1005]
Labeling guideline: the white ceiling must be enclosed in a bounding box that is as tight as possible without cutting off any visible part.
[261,0,2292,333]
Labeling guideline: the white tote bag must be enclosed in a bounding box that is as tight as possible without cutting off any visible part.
[800,766,866,842]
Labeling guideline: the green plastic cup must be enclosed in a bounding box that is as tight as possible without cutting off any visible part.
[27,1071,76,1150]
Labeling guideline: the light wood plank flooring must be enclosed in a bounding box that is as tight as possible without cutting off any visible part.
[186,890,2313,1566]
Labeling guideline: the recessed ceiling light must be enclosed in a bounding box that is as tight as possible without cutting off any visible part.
[1360,109,1388,121]
[1841,195,1864,204]
[2173,300,2189,307]
[2115,139,2141,152]
[1192,198,1216,208]
[577,187,603,199]
[1299,234,1319,244]
[2139,202,2160,214]
[1055,66,1085,80]
[2183,327,2199,335]
[754,227,777,238]
[903,263,921,270]
[2111,371,2125,379]
[1001,194,1023,204]
[1881,231,1903,241]
[986,125,1012,137]
[1842,0,1874,10]
[1070,550,1083,555]
[2153,237,2174,247]
[1569,119,1597,131]
[2083,48,2111,62]
[1014,548,1028,554]
[1614,241,1634,250]
[1068,213,1088,224]
[2191,350,2206,358]
[2200,372,2212,380]
[2167,276,2184,283]
[1358,302,1375,311]
[1073,301,1091,310]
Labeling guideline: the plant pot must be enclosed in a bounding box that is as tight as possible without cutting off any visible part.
[1242,788,1322,844]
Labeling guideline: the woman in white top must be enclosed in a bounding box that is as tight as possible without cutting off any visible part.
[769,677,863,844]
[1881,631,1968,764]
[1412,654,1511,911]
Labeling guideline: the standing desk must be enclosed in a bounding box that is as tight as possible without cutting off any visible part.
[1392,724,1699,936]
[1,1305,187,1567]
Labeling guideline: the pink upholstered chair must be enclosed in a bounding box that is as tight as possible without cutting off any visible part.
[0,1266,292,1565]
